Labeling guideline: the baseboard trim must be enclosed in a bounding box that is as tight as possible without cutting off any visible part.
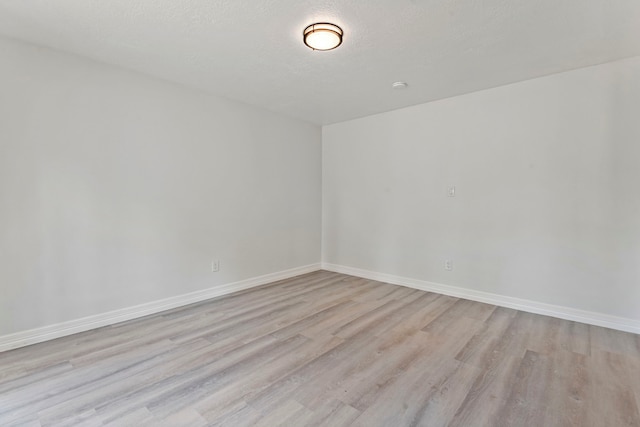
[322,263,640,334]
[0,263,321,353]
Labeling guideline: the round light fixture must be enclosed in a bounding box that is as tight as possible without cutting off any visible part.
[303,23,343,51]
[392,82,408,90]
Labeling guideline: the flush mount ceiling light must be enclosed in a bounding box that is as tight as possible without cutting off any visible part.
[392,81,408,90]
[303,22,343,51]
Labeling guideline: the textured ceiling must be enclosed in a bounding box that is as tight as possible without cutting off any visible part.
[1,0,640,125]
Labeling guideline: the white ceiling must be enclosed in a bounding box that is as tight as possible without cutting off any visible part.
[1,0,639,125]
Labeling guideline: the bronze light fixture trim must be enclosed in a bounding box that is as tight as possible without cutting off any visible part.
[303,23,343,51]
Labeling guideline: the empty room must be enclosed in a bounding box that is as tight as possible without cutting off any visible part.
[1,1,639,426]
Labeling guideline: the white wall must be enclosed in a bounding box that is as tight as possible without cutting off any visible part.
[3,34,639,340]
[323,57,640,322]
[0,37,321,336]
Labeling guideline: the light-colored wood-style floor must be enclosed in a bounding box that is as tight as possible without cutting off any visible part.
[1,271,639,427]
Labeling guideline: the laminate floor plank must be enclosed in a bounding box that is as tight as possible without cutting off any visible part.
[298,399,361,427]
[37,339,214,425]
[0,270,638,426]
[102,406,155,426]
[454,306,519,368]
[448,354,524,427]
[590,325,640,357]
[493,349,551,426]
[193,334,344,422]
[586,350,640,427]
[206,402,263,426]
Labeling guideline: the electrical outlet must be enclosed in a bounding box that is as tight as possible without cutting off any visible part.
[211,260,220,272]
[444,260,453,271]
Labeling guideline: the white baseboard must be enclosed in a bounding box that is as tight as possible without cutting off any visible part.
[0,263,321,353]
[322,263,640,335]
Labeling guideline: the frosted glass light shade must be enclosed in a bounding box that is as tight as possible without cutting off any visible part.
[303,23,343,51]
